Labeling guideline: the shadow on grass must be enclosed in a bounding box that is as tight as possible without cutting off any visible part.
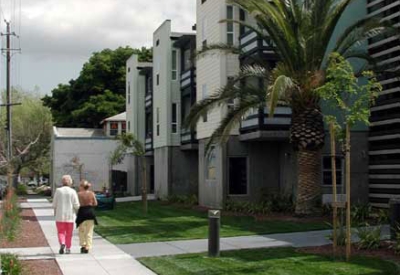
[95,201,329,243]
[140,247,400,275]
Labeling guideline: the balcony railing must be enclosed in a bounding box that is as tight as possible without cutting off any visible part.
[240,106,292,134]
[145,137,153,151]
[239,30,276,59]
[145,93,152,109]
[181,68,196,90]
[181,128,197,145]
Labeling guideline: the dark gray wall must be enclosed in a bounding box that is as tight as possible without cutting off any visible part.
[170,148,199,196]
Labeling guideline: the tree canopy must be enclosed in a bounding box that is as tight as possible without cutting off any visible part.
[43,46,152,128]
[0,88,53,176]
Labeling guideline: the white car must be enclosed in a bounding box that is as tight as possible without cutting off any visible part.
[27,181,38,188]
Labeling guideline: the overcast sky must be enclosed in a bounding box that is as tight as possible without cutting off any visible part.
[0,0,196,95]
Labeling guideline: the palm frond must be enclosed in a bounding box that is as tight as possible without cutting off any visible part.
[184,65,269,130]
[268,75,295,117]
[205,95,262,154]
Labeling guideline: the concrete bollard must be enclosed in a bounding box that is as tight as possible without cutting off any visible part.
[389,198,400,240]
[208,210,221,257]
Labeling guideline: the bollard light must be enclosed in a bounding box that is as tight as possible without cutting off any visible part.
[208,210,221,257]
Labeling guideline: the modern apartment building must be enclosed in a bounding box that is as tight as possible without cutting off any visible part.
[125,55,154,196]
[124,0,375,208]
[195,0,370,208]
[126,20,198,199]
[368,0,400,207]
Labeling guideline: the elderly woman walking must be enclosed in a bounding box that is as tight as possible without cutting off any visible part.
[53,175,80,254]
[76,180,98,253]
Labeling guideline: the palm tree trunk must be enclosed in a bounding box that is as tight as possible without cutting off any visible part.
[291,105,325,216]
[295,149,322,215]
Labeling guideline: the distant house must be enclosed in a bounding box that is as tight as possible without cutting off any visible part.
[50,112,129,194]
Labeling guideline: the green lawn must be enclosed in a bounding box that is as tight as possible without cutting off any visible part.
[95,201,329,244]
[139,247,400,275]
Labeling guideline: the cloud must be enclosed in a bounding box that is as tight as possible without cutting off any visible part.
[0,0,196,92]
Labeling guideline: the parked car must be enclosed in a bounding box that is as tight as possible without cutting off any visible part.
[27,181,38,188]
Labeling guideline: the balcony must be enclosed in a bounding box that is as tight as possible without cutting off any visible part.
[240,107,292,141]
[239,30,277,61]
[145,136,153,152]
[181,128,198,150]
[145,93,152,109]
[181,68,196,91]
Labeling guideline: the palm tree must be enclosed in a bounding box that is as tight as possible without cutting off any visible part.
[185,0,389,215]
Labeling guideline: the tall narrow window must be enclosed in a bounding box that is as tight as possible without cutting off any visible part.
[172,50,178,80]
[157,74,160,86]
[227,6,234,45]
[322,156,343,185]
[156,108,160,136]
[128,121,131,131]
[172,103,178,134]
[127,82,131,104]
[239,9,246,36]
[202,84,208,122]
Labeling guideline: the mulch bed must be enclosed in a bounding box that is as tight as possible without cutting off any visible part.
[22,260,62,275]
[191,204,329,223]
[300,241,400,262]
[1,208,49,248]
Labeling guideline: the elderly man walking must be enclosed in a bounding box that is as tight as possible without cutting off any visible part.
[53,175,80,254]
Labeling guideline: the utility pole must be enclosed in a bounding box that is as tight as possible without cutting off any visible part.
[0,20,21,189]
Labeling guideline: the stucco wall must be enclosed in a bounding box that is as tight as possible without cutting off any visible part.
[52,138,127,191]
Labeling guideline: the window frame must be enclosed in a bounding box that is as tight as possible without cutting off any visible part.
[172,50,178,81]
[171,103,178,134]
[226,5,235,45]
[109,122,119,136]
[322,155,344,186]
[228,156,249,196]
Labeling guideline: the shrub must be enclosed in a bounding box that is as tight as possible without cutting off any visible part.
[356,224,381,250]
[0,254,23,275]
[0,190,21,242]
[376,209,390,225]
[167,195,198,206]
[260,192,294,213]
[15,184,27,196]
[224,200,271,215]
[392,225,400,255]
[351,203,372,224]
[327,219,347,247]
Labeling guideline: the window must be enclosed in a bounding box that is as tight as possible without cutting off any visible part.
[128,121,131,131]
[156,39,160,46]
[157,74,160,86]
[227,6,234,45]
[229,157,248,195]
[172,103,178,134]
[172,50,178,80]
[128,67,131,72]
[239,9,246,36]
[156,108,160,136]
[127,82,131,104]
[202,84,208,122]
[121,122,126,134]
[183,49,192,71]
[227,77,235,110]
[110,122,118,136]
[201,0,207,4]
[322,156,343,186]
[206,146,216,180]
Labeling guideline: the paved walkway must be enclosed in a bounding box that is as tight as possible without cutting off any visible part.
[26,199,156,275]
[119,227,390,258]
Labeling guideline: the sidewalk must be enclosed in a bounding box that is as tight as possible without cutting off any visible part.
[26,199,156,275]
[118,227,390,258]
